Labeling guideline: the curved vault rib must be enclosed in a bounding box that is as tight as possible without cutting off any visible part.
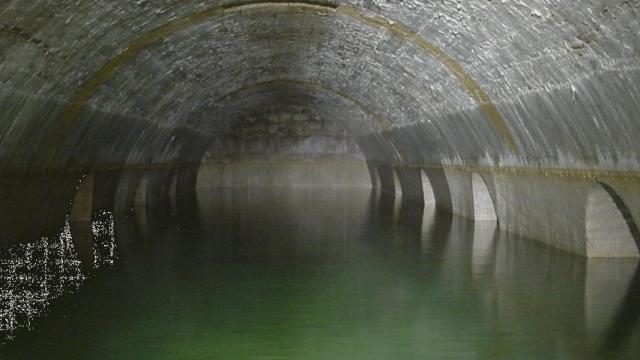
[57,0,518,153]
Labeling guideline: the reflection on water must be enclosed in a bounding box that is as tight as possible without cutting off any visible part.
[91,211,117,269]
[0,187,639,359]
[0,219,84,344]
[0,210,117,345]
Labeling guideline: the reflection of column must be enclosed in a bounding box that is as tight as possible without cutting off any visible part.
[598,262,640,356]
[70,175,94,222]
[69,175,95,271]
[420,207,437,253]
[478,229,640,358]
[377,191,396,226]
[440,216,474,286]
[396,198,424,251]
[91,210,117,269]
[69,220,94,272]
[584,259,640,345]
[486,232,588,357]
[471,222,497,278]
[419,209,453,262]
[0,222,85,342]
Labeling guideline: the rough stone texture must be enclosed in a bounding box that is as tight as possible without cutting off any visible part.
[1,0,640,255]
[1,0,638,171]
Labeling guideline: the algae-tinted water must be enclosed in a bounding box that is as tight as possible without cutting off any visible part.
[1,187,639,359]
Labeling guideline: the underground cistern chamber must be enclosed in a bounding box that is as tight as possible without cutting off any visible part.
[1,0,640,358]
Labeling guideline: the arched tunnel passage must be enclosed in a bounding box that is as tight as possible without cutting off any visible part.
[2,0,640,357]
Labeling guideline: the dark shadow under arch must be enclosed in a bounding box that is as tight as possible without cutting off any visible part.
[597,181,640,253]
[423,168,453,214]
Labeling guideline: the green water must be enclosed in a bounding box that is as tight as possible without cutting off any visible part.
[1,187,639,359]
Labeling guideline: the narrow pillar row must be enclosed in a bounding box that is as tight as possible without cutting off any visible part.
[396,166,424,204]
[376,164,397,196]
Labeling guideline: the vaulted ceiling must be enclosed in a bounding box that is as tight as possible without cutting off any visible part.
[1,0,639,172]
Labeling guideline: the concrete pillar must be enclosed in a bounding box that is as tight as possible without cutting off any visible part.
[377,164,396,195]
[421,169,436,206]
[443,169,474,218]
[423,168,453,213]
[472,173,498,223]
[396,166,424,204]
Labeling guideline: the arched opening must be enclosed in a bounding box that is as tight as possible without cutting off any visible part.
[586,182,640,258]
[471,173,498,223]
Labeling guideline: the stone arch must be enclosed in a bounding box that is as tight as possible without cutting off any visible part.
[57,1,515,153]
[585,182,640,258]
[471,173,497,223]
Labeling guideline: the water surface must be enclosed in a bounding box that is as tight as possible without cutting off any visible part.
[1,187,639,359]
